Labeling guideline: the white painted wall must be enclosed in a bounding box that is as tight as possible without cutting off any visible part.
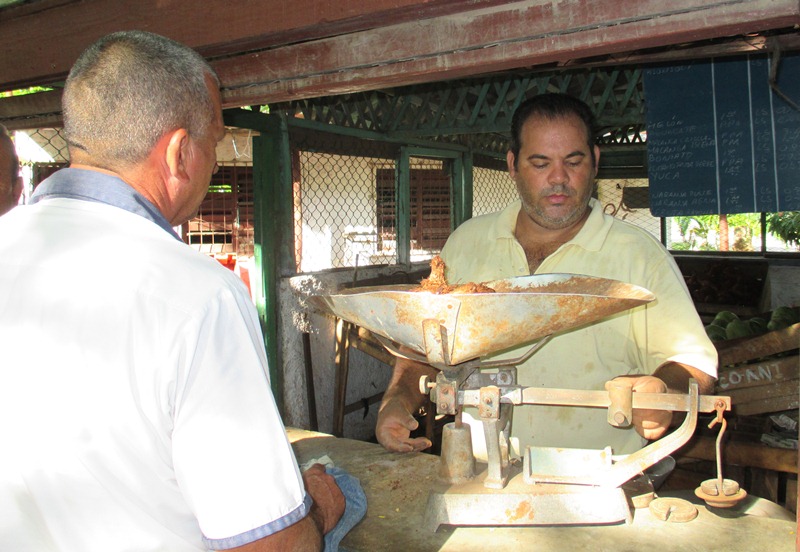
[765,264,800,310]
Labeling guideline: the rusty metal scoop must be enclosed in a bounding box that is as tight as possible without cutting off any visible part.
[308,273,655,366]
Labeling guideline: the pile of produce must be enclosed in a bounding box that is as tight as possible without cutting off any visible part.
[683,261,764,306]
[704,306,799,342]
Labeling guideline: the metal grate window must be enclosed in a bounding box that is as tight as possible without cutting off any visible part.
[376,161,451,252]
[186,128,255,262]
[185,164,254,257]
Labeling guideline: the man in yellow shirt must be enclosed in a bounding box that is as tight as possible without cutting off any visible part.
[376,94,717,459]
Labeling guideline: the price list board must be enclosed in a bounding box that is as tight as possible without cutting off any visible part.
[643,54,800,216]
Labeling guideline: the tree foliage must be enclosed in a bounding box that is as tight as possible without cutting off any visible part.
[767,212,800,248]
[672,213,761,251]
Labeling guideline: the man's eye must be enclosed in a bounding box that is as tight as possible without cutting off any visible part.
[566,160,582,168]
[532,163,548,169]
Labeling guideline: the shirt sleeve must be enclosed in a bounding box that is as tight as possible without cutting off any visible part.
[636,253,718,379]
[169,281,308,546]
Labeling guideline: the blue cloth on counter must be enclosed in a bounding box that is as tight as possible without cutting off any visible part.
[324,466,367,552]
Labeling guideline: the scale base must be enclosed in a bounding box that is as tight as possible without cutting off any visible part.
[425,466,633,532]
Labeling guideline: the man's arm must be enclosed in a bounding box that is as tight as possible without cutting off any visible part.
[225,464,345,552]
[654,361,715,395]
[613,361,716,441]
[376,353,438,453]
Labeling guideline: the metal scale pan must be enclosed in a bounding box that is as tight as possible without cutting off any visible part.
[308,273,655,367]
[310,273,743,530]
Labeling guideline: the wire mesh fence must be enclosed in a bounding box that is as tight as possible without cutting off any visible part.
[290,128,402,273]
[596,178,662,240]
[8,126,798,274]
[473,155,516,217]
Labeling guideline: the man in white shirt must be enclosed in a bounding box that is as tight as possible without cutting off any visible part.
[0,30,343,552]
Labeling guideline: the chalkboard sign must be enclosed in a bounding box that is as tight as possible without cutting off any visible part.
[643,54,800,216]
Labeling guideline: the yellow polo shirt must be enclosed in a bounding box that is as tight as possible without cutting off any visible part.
[440,199,717,455]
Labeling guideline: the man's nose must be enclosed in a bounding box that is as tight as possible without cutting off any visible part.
[549,162,568,184]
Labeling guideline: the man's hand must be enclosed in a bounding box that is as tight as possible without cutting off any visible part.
[608,375,672,440]
[376,397,432,453]
[302,463,345,535]
[227,464,343,551]
[375,352,437,453]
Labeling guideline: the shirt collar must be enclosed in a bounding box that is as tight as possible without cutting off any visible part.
[571,198,612,252]
[30,167,181,240]
[488,197,611,252]
[488,199,523,241]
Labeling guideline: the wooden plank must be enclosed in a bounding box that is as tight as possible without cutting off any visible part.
[0,89,62,119]
[786,476,797,514]
[2,0,799,115]
[332,318,351,438]
[727,378,799,405]
[717,356,800,392]
[679,436,798,474]
[748,468,782,505]
[717,322,800,366]
[216,0,800,106]
[0,0,509,90]
[343,391,384,416]
[735,393,799,417]
[349,334,396,368]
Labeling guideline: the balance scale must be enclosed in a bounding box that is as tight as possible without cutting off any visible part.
[310,274,744,530]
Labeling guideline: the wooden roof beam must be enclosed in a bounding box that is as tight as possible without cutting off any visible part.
[0,0,509,90]
[2,0,799,129]
[215,0,800,106]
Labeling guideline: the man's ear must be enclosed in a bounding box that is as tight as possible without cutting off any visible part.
[164,128,190,181]
[593,145,601,176]
[506,150,517,177]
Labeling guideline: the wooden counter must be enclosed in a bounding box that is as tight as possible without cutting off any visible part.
[288,428,796,552]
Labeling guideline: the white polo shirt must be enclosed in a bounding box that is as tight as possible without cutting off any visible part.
[441,199,717,456]
[0,170,308,551]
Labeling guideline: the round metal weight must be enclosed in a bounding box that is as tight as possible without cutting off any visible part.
[699,478,739,496]
[649,497,699,522]
[695,479,748,508]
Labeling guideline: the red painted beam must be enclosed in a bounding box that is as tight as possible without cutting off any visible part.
[2,0,798,128]
[0,0,508,90]
[214,0,800,106]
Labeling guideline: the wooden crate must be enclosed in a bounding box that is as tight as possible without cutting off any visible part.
[715,321,799,417]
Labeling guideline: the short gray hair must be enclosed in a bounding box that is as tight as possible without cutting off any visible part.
[63,30,219,168]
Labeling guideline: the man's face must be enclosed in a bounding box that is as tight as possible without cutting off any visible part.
[507,114,599,231]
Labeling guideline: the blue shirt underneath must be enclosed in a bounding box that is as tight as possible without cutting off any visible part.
[31,167,181,241]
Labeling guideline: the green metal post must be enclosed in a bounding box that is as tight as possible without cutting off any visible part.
[452,151,473,228]
[397,149,411,265]
[224,109,288,414]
